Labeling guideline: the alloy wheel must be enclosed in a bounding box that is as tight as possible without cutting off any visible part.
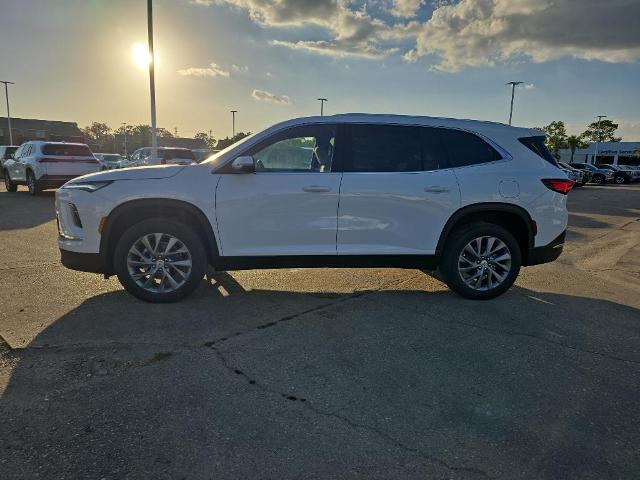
[458,236,512,291]
[126,233,192,294]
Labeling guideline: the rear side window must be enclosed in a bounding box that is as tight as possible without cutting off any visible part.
[439,129,502,167]
[42,144,93,156]
[346,124,422,172]
[519,136,557,166]
[163,149,195,160]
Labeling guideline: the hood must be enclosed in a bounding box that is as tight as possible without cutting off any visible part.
[70,165,186,183]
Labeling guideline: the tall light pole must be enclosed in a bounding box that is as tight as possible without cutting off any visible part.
[506,81,523,125]
[230,110,237,138]
[147,0,158,160]
[1,80,15,145]
[121,123,128,156]
[593,115,607,165]
[317,98,327,116]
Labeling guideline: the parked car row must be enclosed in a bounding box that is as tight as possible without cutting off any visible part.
[565,162,640,185]
[1,141,206,195]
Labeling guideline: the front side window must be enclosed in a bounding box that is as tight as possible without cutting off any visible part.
[440,129,502,168]
[250,125,336,173]
[346,124,422,173]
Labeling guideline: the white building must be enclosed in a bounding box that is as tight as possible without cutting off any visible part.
[558,142,640,166]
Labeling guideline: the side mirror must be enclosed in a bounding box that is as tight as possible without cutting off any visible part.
[231,155,255,173]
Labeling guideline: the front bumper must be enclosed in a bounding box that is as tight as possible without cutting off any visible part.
[525,230,566,266]
[60,249,105,274]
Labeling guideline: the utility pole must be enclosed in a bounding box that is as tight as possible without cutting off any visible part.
[593,115,607,165]
[230,110,237,138]
[147,0,158,160]
[506,81,523,125]
[317,98,328,116]
[1,80,15,145]
[121,123,128,156]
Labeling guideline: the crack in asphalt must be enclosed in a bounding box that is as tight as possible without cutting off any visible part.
[210,344,496,479]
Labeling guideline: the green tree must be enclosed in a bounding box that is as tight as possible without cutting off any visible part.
[581,119,621,143]
[81,122,113,152]
[216,132,252,150]
[540,121,568,159]
[194,131,217,149]
[566,135,587,162]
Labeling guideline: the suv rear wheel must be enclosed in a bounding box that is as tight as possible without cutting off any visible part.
[439,222,521,300]
[614,174,626,184]
[26,170,40,196]
[591,174,605,185]
[113,218,206,303]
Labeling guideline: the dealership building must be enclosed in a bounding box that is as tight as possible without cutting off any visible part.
[558,142,640,166]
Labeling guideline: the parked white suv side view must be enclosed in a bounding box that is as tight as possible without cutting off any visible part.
[56,114,573,302]
[129,147,196,166]
[4,141,100,195]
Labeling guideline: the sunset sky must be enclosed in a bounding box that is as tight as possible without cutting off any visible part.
[1,0,639,140]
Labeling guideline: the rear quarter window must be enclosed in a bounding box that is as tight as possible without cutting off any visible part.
[42,144,93,156]
[439,129,502,168]
[518,136,557,166]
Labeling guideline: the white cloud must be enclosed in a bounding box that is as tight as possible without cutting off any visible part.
[413,0,640,72]
[523,83,535,90]
[232,64,249,73]
[390,0,424,18]
[271,40,398,59]
[252,89,292,105]
[177,62,230,77]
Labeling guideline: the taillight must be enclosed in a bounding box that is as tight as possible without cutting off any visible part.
[542,178,574,195]
[36,157,45,163]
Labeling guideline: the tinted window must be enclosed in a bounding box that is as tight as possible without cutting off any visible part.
[346,124,421,172]
[441,129,502,167]
[162,149,195,160]
[518,136,557,166]
[250,125,336,173]
[2,146,17,159]
[42,144,93,156]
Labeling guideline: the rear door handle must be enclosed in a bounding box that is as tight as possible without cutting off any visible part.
[424,186,450,193]
[303,185,331,193]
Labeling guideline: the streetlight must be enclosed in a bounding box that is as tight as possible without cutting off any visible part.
[317,98,328,116]
[1,80,15,145]
[121,123,128,156]
[230,110,237,138]
[147,0,158,161]
[506,81,523,126]
[593,115,607,165]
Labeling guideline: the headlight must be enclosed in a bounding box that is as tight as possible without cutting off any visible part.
[61,181,113,192]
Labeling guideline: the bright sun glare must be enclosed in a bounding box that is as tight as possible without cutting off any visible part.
[131,42,152,70]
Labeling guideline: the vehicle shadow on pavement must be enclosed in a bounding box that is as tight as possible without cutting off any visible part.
[0,189,56,231]
[1,272,639,479]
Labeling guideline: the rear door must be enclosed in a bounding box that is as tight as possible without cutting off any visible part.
[39,144,99,178]
[337,124,460,255]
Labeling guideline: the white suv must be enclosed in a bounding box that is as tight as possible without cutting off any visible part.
[3,141,100,195]
[56,114,572,302]
[129,147,196,166]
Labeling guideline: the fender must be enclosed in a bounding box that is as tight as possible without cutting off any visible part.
[435,202,536,256]
[99,198,219,275]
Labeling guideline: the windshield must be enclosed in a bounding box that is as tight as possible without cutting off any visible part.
[162,149,195,160]
[102,154,122,162]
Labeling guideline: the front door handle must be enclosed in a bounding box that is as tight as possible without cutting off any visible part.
[303,185,331,193]
[424,186,450,193]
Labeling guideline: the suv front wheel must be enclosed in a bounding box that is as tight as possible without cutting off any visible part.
[113,219,207,302]
[439,222,521,300]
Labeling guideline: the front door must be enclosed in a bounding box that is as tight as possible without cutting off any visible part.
[337,124,460,255]
[215,124,342,257]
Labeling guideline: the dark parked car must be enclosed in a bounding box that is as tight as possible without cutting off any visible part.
[569,163,614,184]
[596,164,636,184]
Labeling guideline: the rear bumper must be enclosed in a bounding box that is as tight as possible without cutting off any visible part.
[525,230,566,266]
[60,248,105,274]
[39,175,80,188]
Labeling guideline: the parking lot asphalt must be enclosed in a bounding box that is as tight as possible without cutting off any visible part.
[1,183,639,479]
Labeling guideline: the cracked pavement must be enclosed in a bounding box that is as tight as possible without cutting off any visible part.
[1,183,639,479]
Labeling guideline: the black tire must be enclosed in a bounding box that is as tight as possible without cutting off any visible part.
[26,170,40,196]
[439,222,521,300]
[113,218,207,303]
[614,174,626,185]
[4,170,17,192]
[591,174,605,185]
